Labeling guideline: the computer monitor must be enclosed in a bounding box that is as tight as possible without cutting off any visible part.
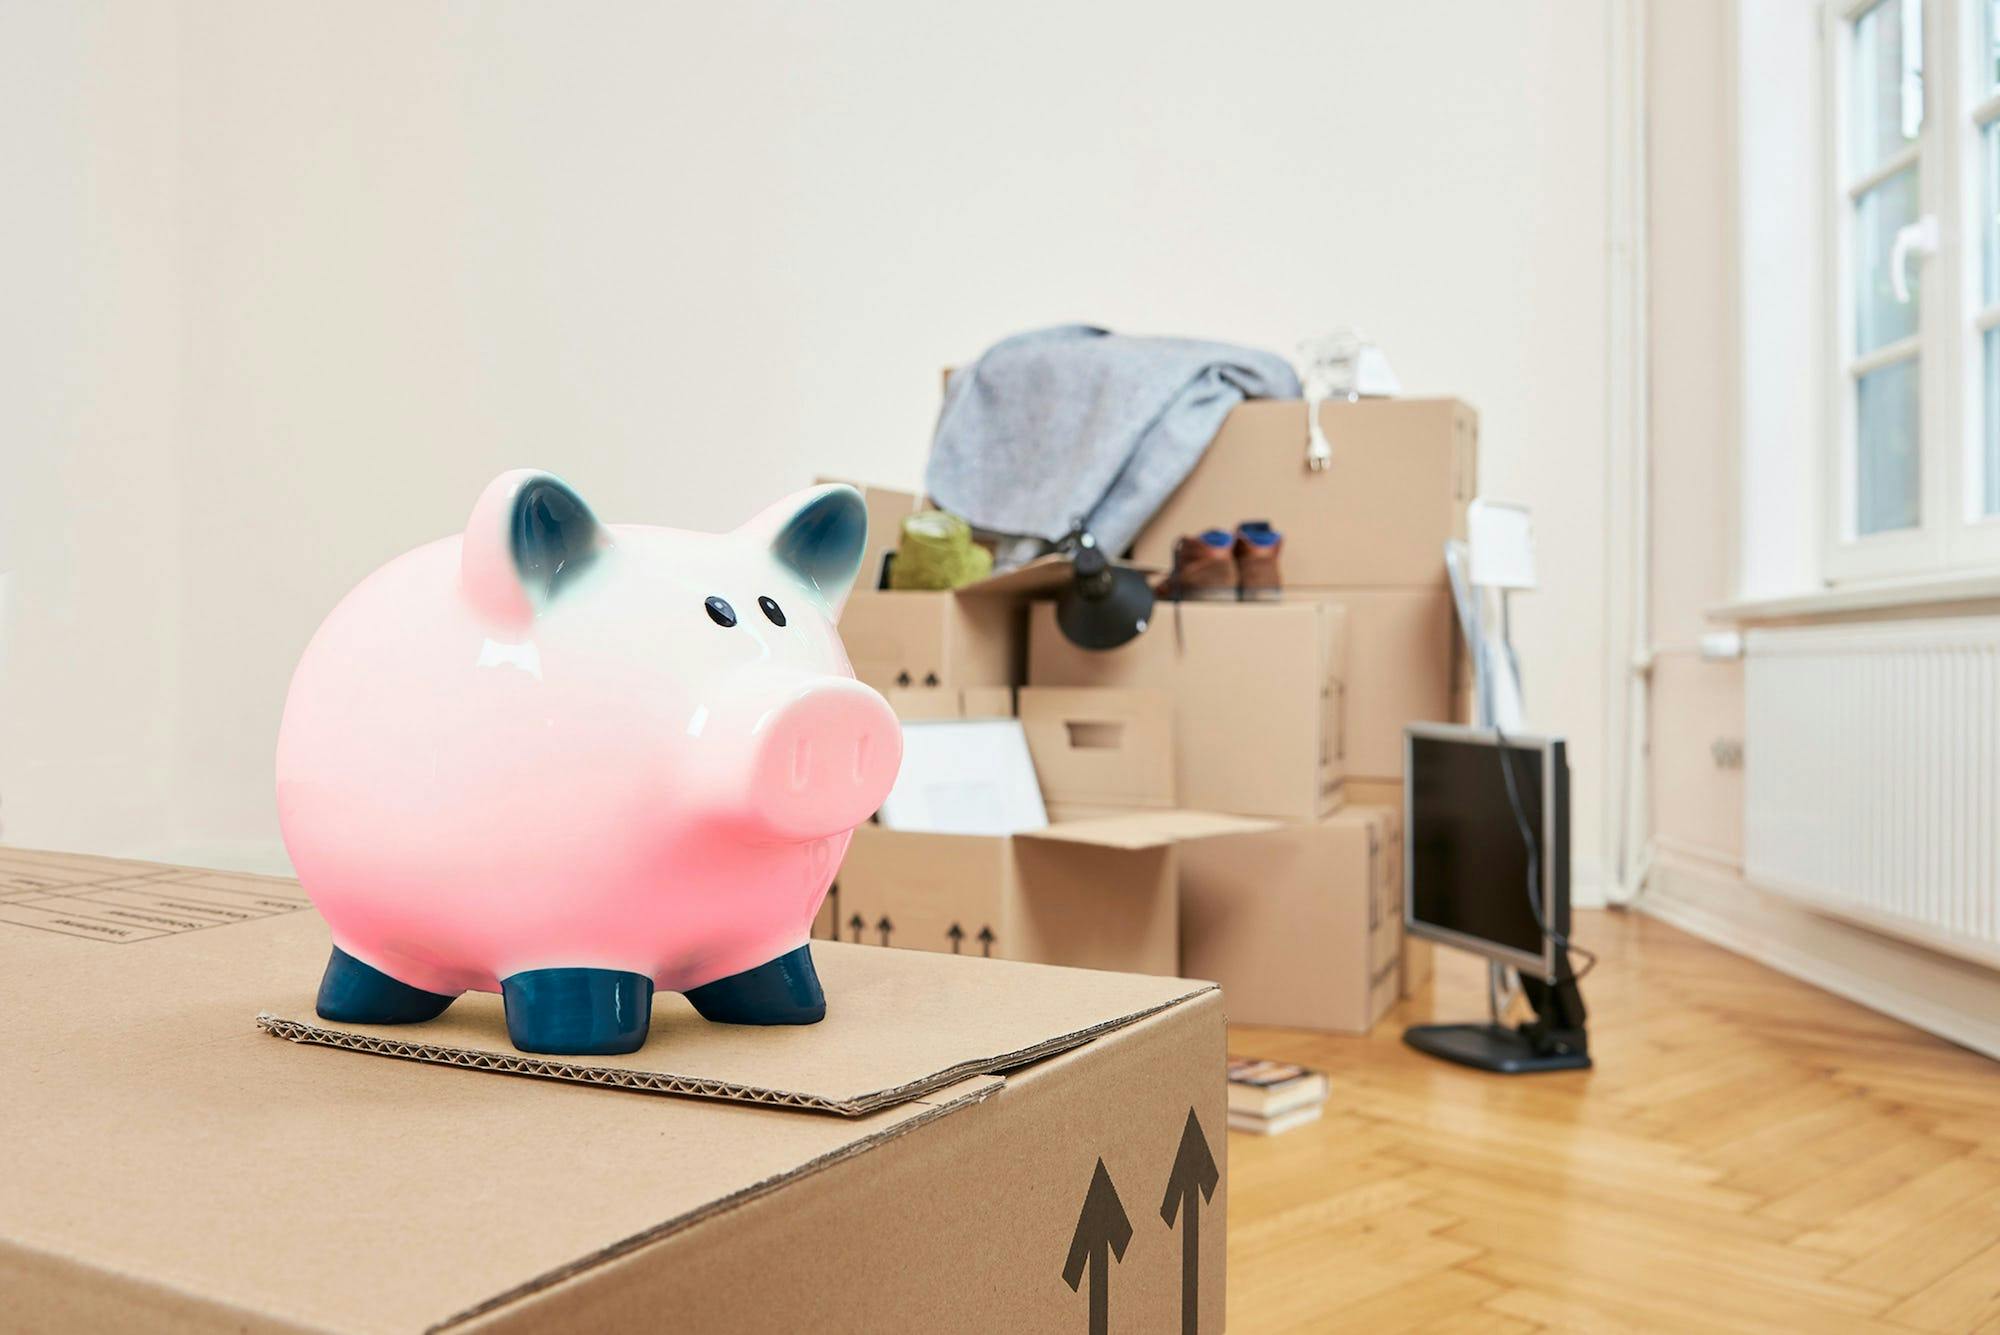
[1405,722,1569,980]
[1402,721,1588,1073]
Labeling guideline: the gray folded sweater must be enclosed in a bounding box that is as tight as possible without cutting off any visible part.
[925,325,1301,559]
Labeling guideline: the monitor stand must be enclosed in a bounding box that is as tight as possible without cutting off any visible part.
[1404,953,1591,1074]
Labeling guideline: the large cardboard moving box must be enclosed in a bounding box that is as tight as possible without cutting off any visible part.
[1132,397,1477,588]
[1027,600,1347,823]
[0,847,1228,1334]
[1177,807,1403,1033]
[819,810,1269,975]
[839,582,1021,693]
[1297,586,1460,782]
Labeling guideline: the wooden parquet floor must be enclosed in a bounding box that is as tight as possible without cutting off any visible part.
[1226,908,2000,1333]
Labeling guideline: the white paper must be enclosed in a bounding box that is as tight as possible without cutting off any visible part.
[877,719,1050,836]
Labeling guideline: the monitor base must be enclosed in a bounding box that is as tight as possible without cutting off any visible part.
[1402,1021,1592,1074]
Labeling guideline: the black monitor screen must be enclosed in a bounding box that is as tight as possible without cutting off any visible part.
[1408,730,1565,973]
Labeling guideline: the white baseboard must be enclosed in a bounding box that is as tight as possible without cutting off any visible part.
[1640,854,2000,1062]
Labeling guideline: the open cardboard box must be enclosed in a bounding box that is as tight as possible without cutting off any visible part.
[821,685,1272,975]
[811,478,1019,694]
[821,808,1270,976]
[836,545,1086,696]
[828,480,1165,699]
[0,846,1228,1333]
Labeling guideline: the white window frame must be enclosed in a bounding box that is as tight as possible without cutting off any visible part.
[1824,0,2000,582]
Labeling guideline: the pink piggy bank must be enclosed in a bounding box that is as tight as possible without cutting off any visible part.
[276,470,901,1055]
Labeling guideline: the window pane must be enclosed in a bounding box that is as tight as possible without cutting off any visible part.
[1988,124,2000,306]
[1851,0,1923,175]
[1855,167,1920,354]
[1856,358,1921,536]
[1986,331,2000,516]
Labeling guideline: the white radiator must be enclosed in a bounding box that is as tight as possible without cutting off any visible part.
[1744,618,2000,968]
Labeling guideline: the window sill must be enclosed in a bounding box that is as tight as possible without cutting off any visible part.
[1709,569,2000,623]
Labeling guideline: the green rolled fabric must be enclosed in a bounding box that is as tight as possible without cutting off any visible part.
[888,509,994,590]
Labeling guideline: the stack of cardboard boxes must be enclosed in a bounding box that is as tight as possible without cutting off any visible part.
[816,395,1474,1031]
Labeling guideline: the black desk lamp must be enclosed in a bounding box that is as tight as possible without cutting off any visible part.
[1054,528,1154,651]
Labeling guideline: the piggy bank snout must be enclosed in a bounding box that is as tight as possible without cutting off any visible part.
[746,681,901,841]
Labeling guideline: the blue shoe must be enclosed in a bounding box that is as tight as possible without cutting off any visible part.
[500,968,654,1055]
[316,946,459,1024]
[684,946,826,1025]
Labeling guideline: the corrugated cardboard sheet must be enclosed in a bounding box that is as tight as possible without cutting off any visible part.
[258,933,1198,1115]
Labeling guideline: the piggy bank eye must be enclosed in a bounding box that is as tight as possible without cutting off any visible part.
[704,596,737,628]
[757,595,786,627]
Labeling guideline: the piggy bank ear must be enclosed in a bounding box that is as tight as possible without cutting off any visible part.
[461,469,606,625]
[739,484,868,615]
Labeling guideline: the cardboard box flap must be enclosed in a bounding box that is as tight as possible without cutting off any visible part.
[1017,808,1278,851]
[954,554,1078,598]
[954,554,1159,599]
[259,935,1209,1117]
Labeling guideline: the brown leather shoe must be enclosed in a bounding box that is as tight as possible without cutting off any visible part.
[1234,521,1283,601]
[1156,529,1238,600]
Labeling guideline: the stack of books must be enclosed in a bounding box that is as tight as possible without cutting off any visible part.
[1227,1057,1329,1135]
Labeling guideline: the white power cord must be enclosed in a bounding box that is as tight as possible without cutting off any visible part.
[1294,329,1401,471]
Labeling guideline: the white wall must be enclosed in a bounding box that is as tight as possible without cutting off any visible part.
[1734,0,1826,601]
[0,5,185,854]
[1646,0,1747,869]
[4,1,1615,883]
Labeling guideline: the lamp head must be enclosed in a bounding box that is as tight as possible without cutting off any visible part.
[1054,529,1154,651]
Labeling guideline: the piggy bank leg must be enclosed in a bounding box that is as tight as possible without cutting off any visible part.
[683,945,826,1026]
[316,947,459,1024]
[500,968,654,1055]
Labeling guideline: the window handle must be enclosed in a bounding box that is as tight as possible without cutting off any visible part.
[1890,214,1938,305]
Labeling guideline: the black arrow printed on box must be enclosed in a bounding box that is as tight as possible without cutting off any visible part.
[977,925,995,957]
[1160,1109,1219,1335]
[846,913,864,944]
[876,914,893,947]
[1062,1158,1131,1335]
[946,922,964,953]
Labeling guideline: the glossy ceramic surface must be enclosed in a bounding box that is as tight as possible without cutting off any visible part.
[276,470,900,1041]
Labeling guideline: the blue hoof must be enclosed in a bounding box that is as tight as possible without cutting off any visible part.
[500,968,653,1055]
[316,946,458,1024]
[684,946,826,1025]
